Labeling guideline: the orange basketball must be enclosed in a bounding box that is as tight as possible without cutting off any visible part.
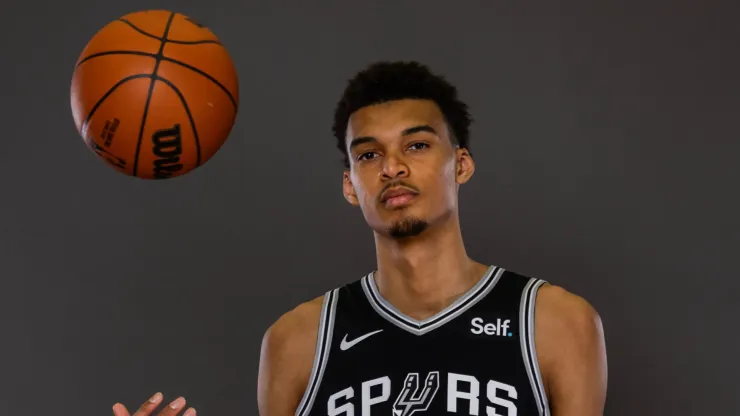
[70,10,239,179]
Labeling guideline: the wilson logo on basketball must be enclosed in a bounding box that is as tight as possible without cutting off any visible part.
[152,124,184,179]
[100,118,120,148]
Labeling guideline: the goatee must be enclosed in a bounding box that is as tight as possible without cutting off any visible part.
[388,217,429,239]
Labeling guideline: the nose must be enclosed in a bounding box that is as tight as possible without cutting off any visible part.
[380,154,409,180]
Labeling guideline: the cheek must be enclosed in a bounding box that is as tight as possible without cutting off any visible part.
[442,157,457,180]
[430,159,459,206]
[436,158,458,190]
[350,173,377,207]
[360,191,376,209]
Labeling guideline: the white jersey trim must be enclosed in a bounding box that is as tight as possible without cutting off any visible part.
[519,278,550,416]
[295,289,339,416]
[361,265,504,336]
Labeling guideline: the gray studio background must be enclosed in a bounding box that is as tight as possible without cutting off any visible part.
[1,1,738,415]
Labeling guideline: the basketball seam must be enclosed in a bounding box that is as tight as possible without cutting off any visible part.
[157,76,202,166]
[132,12,177,177]
[80,73,152,138]
[75,52,237,109]
[118,18,223,46]
[161,56,238,108]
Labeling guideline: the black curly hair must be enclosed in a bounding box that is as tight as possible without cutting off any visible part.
[332,61,472,168]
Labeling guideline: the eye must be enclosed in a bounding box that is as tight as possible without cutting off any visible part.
[408,142,429,151]
[357,151,378,161]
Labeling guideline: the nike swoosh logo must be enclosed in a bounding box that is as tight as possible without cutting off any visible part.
[340,329,383,351]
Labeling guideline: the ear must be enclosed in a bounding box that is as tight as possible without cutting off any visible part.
[342,171,361,206]
[455,147,475,185]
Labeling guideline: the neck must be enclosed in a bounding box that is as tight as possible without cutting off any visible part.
[372,213,489,320]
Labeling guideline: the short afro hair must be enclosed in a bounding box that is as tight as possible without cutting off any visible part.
[332,61,472,167]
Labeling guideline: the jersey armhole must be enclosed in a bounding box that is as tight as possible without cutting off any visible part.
[519,278,551,416]
[294,289,339,416]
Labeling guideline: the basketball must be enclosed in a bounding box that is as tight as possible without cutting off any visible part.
[70,10,239,179]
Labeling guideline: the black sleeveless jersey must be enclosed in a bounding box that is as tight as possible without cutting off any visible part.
[295,265,551,416]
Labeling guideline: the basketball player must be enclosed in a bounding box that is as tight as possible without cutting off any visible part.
[113,61,607,416]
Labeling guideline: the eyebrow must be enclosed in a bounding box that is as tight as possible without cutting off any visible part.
[348,124,438,151]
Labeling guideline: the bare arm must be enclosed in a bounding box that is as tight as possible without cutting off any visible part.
[536,285,608,416]
[257,296,324,416]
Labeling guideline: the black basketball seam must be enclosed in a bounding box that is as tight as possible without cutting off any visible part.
[157,76,202,166]
[132,12,176,177]
[75,52,237,109]
[161,56,238,108]
[118,18,223,45]
[80,73,152,140]
[76,51,154,68]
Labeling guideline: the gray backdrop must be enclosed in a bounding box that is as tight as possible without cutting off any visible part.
[1,1,738,415]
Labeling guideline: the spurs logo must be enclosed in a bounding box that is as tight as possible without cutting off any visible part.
[392,372,440,416]
[325,372,519,415]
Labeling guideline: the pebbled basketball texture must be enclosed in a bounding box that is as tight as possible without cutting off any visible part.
[70,10,239,179]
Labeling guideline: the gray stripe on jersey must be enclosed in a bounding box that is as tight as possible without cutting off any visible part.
[519,278,550,416]
[295,289,339,416]
[362,266,504,336]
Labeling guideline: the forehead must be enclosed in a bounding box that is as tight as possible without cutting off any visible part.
[346,99,448,142]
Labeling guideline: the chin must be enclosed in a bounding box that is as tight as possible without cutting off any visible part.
[386,216,430,239]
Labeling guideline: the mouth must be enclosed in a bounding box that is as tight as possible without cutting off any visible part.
[380,187,419,208]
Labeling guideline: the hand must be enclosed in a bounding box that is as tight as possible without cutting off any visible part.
[112,392,196,416]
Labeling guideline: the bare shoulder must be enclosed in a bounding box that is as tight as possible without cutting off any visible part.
[535,283,602,336]
[257,294,326,416]
[534,283,608,414]
[534,283,604,367]
[263,294,326,353]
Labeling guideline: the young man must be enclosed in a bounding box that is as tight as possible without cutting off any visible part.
[113,61,607,416]
[257,61,608,416]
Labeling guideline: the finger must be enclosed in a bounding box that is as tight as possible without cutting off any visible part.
[112,403,130,416]
[156,396,192,416]
[130,392,164,416]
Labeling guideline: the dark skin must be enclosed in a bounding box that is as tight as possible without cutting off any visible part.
[258,99,607,415]
[112,393,195,416]
[115,99,608,415]
[341,99,491,319]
